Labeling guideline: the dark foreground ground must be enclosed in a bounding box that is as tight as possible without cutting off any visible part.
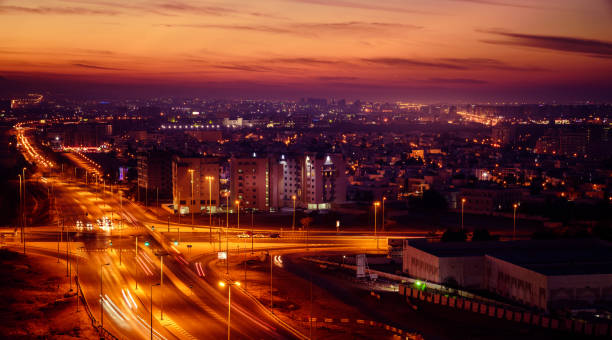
[0,248,97,339]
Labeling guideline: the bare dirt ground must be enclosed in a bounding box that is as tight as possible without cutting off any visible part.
[0,248,98,339]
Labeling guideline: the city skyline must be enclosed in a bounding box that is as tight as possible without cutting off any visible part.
[1,0,612,101]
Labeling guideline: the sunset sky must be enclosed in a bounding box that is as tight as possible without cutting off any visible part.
[1,0,612,101]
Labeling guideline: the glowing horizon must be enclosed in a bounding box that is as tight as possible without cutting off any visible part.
[1,0,612,101]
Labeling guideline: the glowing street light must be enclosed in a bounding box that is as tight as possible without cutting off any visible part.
[461,198,466,231]
[235,200,240,229]
[374,201,380,249]
[205,175,214,239]
[219,280,241,340]
[188,169,195,227]
[291,195,297,231]
[513,203,519,240]
[382,196,386,232]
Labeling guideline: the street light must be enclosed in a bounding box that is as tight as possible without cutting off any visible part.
[219,280,241,340]
[382,196,386,232]
[188,169,195,227]
[100,262,110,331]
[235,200,240,229]
[374,201,380,249]
[18,174,22,243]
[513,203,519,240]
[205,175,213,226]
[291,195,296,231]
[461,198,466,231]
[22,167,27,253]
[150,283,160,340]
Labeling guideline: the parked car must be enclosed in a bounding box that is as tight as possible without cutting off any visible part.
[269,233,281,238]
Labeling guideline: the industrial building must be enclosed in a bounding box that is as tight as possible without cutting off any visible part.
[403,239,612,311]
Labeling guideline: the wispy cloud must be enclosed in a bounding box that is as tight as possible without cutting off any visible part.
[481,30,612,58]
[73,63,123,70]
[285,0,438,14]
[154,2,238,16]
[0,5,119,15]
[450,0,545,10]
[317,76,360,81]
[158,23,293,34]
[269,57,344,65]
[187,55,543,73]
[428,77,487,84]
[59,0,274,17]
[213,64,272,72]
[361,58,469,70]
[158,21,420,36]
[439,57,545,71]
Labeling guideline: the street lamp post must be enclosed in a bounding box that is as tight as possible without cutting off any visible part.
[513,203,518,240]
[219,280,241,340]
[374,201,380,249]
[151,283,160,340]
[135,236,139,290]
[160,255,165,320]
[235,200,240,229]
[75,249,81,312]
[224,191,230,230]
[18,174,22,243]
[188,169,195,227]
[206,176,213,231]
[66,230,72,291]
[291,195,296,231]
[100,263,110,331]
[382,196,386,232]
[461,198,466,231]
[251,209,254,254]
[22,167,27,253]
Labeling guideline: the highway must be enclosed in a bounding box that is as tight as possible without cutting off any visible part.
[9,125,420,339]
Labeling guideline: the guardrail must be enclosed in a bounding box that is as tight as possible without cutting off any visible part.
[302,256,514,308]
[399,285,612,337]
[75,276,118,340]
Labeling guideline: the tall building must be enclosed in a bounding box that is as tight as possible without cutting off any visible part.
[301,153,348,210]
[61,123,112,147]
[137,150,173,200]
[229,155,271,211]
[278,154,302,207]
[172,156,220,215]
[491,124,516,145]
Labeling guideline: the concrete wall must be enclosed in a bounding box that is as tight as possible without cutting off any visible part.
[439,256,484,288]
[548,274,612,310]
[403,241,440,283]
[484,255,548,310]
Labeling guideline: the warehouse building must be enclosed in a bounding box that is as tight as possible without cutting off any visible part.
[403,239,612,311]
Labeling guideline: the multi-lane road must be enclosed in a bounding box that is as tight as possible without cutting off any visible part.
[9,126,425,339]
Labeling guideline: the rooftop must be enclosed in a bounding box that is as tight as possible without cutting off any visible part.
[406,239,612,276]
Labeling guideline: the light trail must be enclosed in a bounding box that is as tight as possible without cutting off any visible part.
[136,255,154,276]
[134,315,168,340]
[194,262,205,277]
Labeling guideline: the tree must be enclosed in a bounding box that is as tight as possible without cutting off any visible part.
[442,277,459,290]
[472,229,498,241]
[441,229,467,242]
[422,189,447,212]
[300,217,313,229]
